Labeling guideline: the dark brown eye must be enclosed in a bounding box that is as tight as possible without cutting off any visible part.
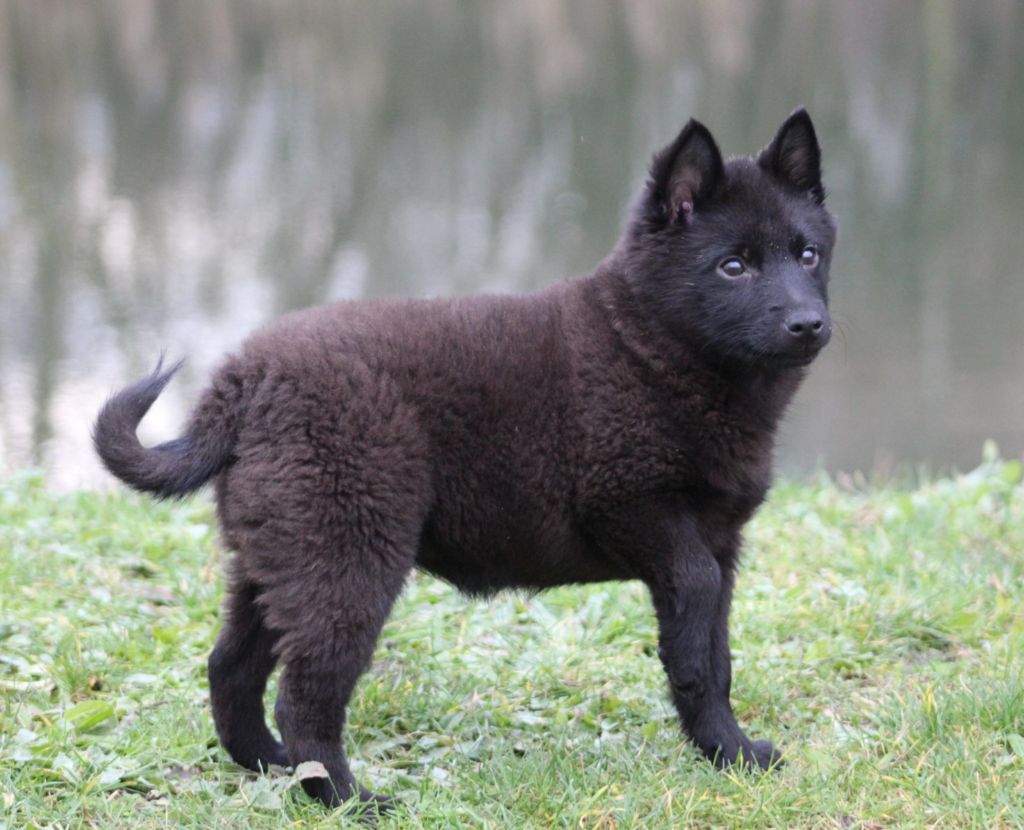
[800,245,820,268]
[718,257,747,278]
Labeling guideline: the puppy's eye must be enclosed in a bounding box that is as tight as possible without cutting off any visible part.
[800,245,820,268]
[718,257,748,278]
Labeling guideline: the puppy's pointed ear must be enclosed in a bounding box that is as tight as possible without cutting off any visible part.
[758,107,825,204]
[648,119,724,223]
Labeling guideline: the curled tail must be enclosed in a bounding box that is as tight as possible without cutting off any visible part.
[93,357,239,499]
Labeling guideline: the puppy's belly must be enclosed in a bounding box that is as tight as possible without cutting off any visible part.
[415,516,625,595]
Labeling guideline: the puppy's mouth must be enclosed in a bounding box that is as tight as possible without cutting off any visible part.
[711,330,830,372]
[757,328,832,370]
[763,352,820,369]
[751,343,826,370]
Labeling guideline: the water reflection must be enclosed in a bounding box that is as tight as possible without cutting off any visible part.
[0,0,1021,487]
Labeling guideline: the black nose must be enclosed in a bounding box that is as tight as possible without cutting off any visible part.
[783,309,826,341]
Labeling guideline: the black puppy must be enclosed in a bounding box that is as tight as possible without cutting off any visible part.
[94,109,835,811]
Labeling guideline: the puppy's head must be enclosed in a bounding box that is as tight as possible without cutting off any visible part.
[624,109,837,372]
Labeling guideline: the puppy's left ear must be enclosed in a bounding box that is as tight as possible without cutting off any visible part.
[758,107,825,204]
[648,119,725,224]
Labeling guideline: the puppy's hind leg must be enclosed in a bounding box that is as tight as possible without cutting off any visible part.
[207,568,288,771]
[230,363,431,812]
[267,528,417,813]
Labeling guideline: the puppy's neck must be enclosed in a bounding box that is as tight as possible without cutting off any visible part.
[588,259,715,383]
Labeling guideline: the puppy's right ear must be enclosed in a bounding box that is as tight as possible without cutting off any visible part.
[648,119,724,224]
[758,107,825,204]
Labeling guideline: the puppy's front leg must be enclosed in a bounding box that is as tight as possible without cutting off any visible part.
[644,521,781,771]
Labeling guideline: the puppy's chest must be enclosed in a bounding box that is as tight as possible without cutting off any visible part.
[576,381,774,515]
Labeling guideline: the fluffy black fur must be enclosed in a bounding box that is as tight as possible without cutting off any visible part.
[94,109,837,812]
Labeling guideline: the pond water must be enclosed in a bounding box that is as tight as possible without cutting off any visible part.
[1,1,1022,488]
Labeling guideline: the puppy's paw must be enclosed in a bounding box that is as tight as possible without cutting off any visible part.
[694,722,783,773]
[343,787,397,825]
[740,739,784,771]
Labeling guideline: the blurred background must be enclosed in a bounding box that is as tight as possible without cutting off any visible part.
[0,0,1021,488]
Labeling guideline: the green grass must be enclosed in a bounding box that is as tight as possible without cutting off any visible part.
[1,451,1023,829]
